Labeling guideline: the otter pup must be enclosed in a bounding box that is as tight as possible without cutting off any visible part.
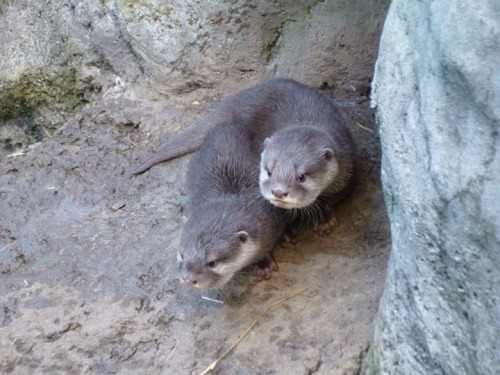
[177,122,285,289]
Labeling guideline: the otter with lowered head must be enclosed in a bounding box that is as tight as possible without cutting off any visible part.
[177,121,285,289]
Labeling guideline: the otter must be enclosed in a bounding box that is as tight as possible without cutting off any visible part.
[177,122,285,289]
[133,78,354,234]
[256,80,355,235]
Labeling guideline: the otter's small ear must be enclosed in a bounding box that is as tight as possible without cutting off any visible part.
[322,148,334,161]
[237,231,249,243]
[264,137,272,147]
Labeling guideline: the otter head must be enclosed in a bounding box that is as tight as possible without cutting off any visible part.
[177,201,261,289]
[259,126,339,209]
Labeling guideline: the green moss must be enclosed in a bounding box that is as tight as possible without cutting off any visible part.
[263,20,288,64]
[0,68,94,148]
[122,0,173,22]
[361,342,380,375]
[0,68,90,122]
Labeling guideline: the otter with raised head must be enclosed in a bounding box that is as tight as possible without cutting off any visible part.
[133,78,354,235]
[256,80,355,235]
[177,121,285,289]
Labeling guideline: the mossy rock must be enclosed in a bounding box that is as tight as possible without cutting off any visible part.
[361,341,380,375]
[0,68,97,153]
[0,68,91,121]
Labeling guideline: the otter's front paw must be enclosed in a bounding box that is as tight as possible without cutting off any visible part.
[280,228,298,248]
[313,216,339,236]
[253,254,279,280]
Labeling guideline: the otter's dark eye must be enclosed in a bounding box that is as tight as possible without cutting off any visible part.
[207,261,216,268]
[266,168,272,177]
[297,174,306,182]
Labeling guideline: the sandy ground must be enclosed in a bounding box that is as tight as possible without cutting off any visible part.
[0,89,389,374]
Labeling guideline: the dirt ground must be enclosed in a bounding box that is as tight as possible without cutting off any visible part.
[0,88,389,374]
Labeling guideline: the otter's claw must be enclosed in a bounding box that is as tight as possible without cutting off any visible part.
[281,231,298,248]
[253,254,279,280]
[313,216,339,236]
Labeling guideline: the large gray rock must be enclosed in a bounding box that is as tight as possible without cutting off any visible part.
[366,0,500,373]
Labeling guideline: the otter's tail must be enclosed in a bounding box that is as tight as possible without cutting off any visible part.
[131,121,212,175]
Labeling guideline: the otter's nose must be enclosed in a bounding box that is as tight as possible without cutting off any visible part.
[272,189,288,199]
[183,278,198,286]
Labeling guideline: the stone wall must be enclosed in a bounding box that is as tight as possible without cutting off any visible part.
[0,0,389,156]
[365,0,500,373]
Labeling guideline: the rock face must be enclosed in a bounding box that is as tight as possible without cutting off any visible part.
[0,0,389,156]
[366,0,500,373]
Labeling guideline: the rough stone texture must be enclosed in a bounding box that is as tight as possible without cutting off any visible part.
[0,0,391,373]
[0,0,389,157]
[366,0,500,373]
[270,0,386,95]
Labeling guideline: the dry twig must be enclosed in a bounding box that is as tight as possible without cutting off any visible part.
[0,241,17,253]
[355,122,374,133]
[165,339,180,362]
[199,288,307,375]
